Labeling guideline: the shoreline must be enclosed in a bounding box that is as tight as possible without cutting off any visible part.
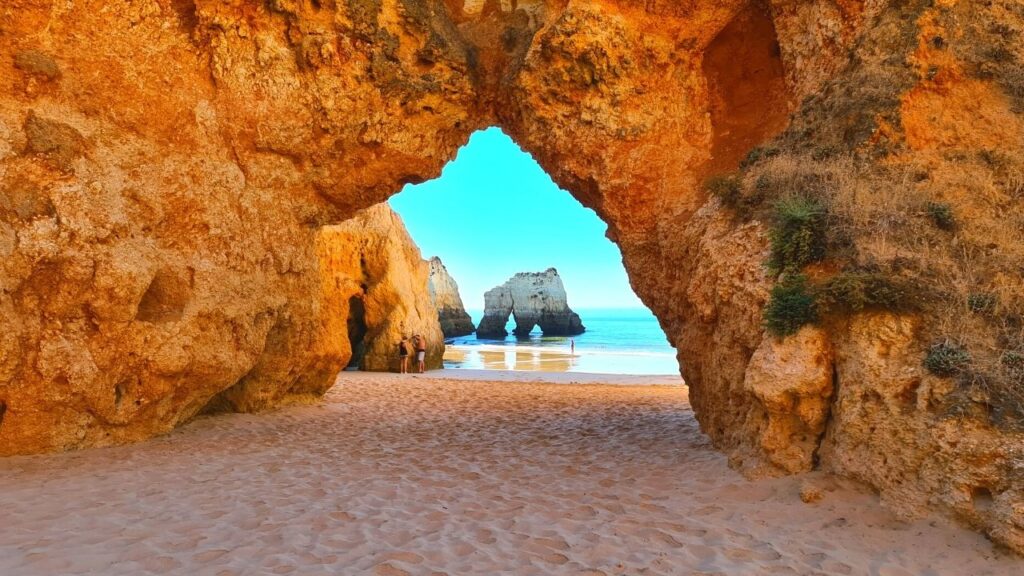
[442,343,681,375]
[408,368,684,386]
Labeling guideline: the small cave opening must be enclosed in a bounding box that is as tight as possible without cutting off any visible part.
[169,0,198,32]
[0,400,6,430]
[346,295,368,369]
[703,1,791,172]
[136,267,191,323]
[114,378,137,411]
[971,486,995,514]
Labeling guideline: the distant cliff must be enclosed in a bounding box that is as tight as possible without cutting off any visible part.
[477,269,585,339]
[428,257,475,338]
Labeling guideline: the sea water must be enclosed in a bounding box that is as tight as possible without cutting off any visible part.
[443,308,679,375]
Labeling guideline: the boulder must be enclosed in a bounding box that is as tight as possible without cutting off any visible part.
[477,268,585,338]
[427,257,475,338]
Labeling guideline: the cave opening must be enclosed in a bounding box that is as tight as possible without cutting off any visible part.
[385,127,679,375]
[346,295,368,369]
[703,1,791,172]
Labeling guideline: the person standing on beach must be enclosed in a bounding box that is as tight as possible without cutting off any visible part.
[413,334,427,373]
[571,338,575,355]
[398,336,412,374]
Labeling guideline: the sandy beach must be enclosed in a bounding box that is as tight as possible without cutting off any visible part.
[0,371,1019,575]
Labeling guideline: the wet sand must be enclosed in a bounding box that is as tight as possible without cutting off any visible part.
[0,372,1019,575]
[426,368,682,385]
[443,344,681,375]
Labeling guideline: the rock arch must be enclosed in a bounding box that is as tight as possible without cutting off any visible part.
[1,0,1022,552]
[476,269,585,339]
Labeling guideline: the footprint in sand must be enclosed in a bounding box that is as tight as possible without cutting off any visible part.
[537,552,570,565]
[534,536,571,551]
[373,563,410,576]
[192,549,231,563]
[692,504,725,516]
[377,551,425,565]
[821,560,853,574]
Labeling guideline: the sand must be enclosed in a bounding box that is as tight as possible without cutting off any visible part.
[0,371,1019,575]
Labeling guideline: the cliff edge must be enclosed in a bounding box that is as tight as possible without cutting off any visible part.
[428,257,475,338]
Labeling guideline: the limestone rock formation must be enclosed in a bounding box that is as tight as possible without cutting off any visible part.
[477,269,585,338]
[317,206,445,373]
[742,326,834,476]
[205,204,444,412]
[2,0,1024,552]
[427,257,475,338]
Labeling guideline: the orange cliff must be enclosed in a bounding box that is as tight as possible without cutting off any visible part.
[318,204,445,374]
[1,0,1022,553]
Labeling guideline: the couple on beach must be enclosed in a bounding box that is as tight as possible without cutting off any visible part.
[398,334,427,374]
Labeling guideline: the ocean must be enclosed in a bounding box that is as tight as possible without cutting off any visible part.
[443,308,680,375]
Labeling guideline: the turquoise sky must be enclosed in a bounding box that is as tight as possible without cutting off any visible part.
[389,127,645,310]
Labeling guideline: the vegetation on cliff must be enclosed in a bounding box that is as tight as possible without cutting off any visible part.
[710,0,1024,435]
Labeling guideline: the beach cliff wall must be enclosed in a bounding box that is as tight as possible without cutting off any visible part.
[205,204,442,411]
[1,0,1023,552]
[318,205,445,373]
[477,269,585,338]
[428,257,475,338]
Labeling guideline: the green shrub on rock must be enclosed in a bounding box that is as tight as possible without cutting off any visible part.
[815,272,918,314]
[967,292,997,314]
[764,275,818,338]
[924,342,971,377]
[706,173,766,220]
[1001,351,1024,381]
[768,196,827,274]
[926,201,956,231]
[706,174,743,207]
[740,145,778,169]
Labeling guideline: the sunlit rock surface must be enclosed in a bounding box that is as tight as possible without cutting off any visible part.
[2,0,1023,552]
[317,205,445,373]
[477,269,585,339]
[427,257,475,338]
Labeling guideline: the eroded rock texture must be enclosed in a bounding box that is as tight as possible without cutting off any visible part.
[317,205,445,373]
[427,256,474,337]
[477,268,585,338]
[2,0,1023,551]
[200,204,442,411]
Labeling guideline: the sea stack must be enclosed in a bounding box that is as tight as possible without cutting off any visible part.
[428,257,475,338]
[477,269,585,339]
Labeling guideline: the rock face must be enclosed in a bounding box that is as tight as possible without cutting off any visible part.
[205,204,443,412]
[477,269,585,338]
[2,0,1023,552]
[427,257,474,338]
[318,206,445,373]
